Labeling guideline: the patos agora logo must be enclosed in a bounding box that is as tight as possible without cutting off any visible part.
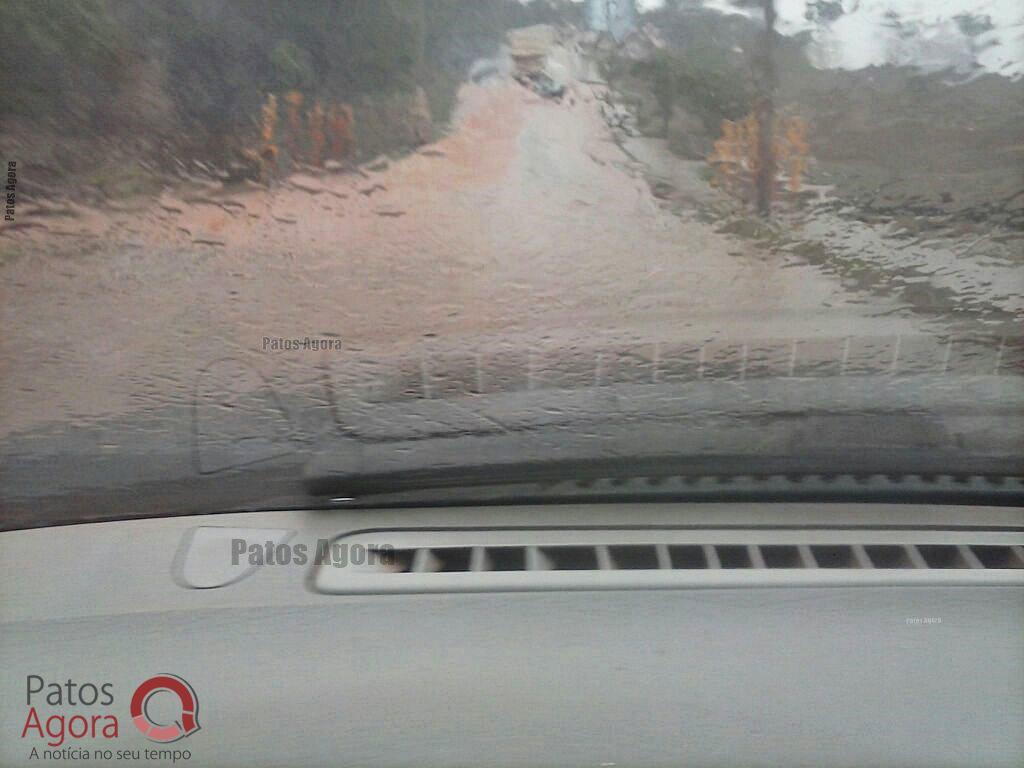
[131,675,201,743]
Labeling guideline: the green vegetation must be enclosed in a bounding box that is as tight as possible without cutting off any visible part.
[269,41,316,93]
[0,0,129,120]
[0,0,580,177]
[630,49,753,135]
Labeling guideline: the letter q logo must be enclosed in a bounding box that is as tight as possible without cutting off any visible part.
[131,674,201,743]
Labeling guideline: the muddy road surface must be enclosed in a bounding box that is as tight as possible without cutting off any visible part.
[1,68,1021,523]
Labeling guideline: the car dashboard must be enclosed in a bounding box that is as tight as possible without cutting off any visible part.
[2,501,1022,768]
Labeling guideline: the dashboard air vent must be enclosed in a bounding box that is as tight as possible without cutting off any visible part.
[312,528,1024,594]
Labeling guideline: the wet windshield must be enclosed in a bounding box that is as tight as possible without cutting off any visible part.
[1,0,1022,528]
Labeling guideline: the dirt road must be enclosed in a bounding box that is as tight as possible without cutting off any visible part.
[1,74,947,440]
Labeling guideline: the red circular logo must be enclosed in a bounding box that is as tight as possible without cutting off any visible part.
[130,674,201,743]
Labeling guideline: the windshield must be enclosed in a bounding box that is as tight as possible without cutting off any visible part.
[1,0,1022,528]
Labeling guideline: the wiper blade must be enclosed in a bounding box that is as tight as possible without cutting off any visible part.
[307,453,1024,507]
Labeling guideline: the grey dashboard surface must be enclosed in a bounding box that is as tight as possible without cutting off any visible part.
[2,503,1022,768]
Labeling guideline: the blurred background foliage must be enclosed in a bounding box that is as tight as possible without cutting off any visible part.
[0,0,579,167]
[631,49,753,134]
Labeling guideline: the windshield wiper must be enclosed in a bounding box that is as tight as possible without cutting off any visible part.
[306,453,1024,508]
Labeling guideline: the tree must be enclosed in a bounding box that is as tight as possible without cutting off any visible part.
[804,0,847,25]
[725,0,777,216]
[755,0,776,217]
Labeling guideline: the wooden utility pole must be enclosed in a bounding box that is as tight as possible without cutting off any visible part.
[755,0,777,217]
